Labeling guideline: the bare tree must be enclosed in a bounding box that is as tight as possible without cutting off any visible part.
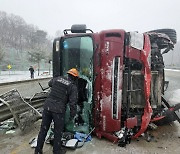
[28,50,46,76]
[0,11,52,71]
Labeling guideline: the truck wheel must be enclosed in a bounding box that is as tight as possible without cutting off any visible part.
[148,29,177,44]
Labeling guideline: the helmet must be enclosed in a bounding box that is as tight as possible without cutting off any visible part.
[67,68,79,77]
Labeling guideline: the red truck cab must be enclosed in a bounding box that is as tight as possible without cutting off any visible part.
[52,25,179,146]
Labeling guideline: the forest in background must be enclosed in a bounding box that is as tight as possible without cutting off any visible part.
[0,11,52,73]
[0,10,179,73]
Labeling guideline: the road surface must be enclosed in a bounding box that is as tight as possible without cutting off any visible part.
[0,69,180,154]
[0,78,50,98]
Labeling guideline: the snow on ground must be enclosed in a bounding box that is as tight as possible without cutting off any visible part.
[169,89,180,104]
[0,71,52,83]
[0,69,179,83]
[165,68,180,72]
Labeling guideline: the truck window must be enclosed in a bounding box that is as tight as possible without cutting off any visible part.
[61,36,93,79]
[130,32,144,50]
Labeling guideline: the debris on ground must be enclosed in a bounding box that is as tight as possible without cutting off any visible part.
[29,126,95,150]
[0,119,16,130]
[148,123,158,130]
[0,89,42,131]
[0,119,17,135]
[5,130,16,134]
[29,136,38,148]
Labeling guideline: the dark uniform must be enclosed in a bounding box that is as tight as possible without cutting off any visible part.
[29,66,34,79]
[35,76,78,154]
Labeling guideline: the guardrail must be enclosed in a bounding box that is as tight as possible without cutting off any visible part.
[0,82,49,123]
[0,78,51,122]
[0,97,46,122]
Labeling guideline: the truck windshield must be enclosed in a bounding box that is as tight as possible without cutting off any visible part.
[61,36,93,79]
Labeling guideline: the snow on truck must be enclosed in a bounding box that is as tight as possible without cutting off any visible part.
[52,25,180,146]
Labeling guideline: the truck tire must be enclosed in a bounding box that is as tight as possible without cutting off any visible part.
[148,29,177,44]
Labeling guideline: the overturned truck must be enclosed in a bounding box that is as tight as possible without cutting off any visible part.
[53,25,180,145]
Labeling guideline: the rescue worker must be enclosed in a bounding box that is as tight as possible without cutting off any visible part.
[35,68,79,154]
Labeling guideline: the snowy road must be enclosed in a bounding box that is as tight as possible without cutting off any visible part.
[165,69,180,104]
[0,78,50,98]
[0,71,52,97]
[0,71,52,83]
